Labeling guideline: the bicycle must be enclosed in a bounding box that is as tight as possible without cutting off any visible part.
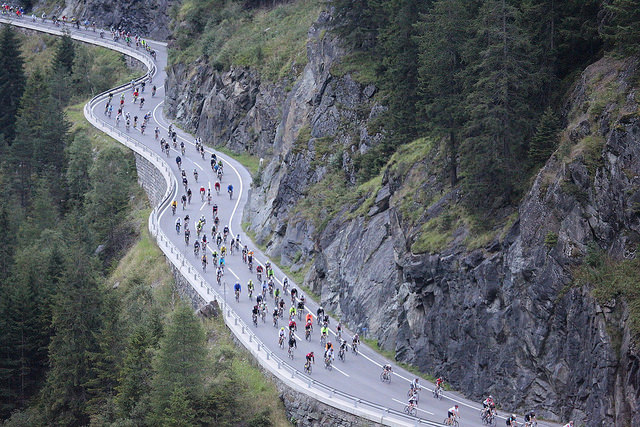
[305,329,311,341]
[351,342,358,355]
[288,346,294,360]
[304,361,312,374]
[404,403,417,417]
[252,313,258,327]
[320,334,326,348]
[279,335,285,349]
[324,357,332,371]
[433,386,443,400]
[273,316,278,328]
[443,416,459,427]
[235,290,240,303]
[482,410,496,426]
[380,370,391,384]
[338,348,345,362]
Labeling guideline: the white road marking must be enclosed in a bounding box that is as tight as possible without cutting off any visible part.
[331,364,350,377]
[200,202,206,211]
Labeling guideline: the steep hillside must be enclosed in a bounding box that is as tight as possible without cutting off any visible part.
[165,1,640,425]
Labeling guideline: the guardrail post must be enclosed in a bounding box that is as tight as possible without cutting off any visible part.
[249,335,252,343]
[277,361,281,369]
[266,352,270,360]
[308,380,311,389]
[257,343,260,352]
[242,326,245,334]
[234,317,238,326]
[354,399,360,408]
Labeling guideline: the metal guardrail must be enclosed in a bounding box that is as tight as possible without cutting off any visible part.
[1,16,446,427]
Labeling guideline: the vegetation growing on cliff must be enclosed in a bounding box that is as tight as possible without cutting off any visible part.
[169,0,321,80]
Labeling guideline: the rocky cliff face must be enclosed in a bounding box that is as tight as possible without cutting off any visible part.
[165,8,640,425]
[34,0,173,39]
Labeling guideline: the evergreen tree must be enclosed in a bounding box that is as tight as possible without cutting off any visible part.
[604,0,640,54]
[9,69,69,207]
[66,133,93,206]
[115,326,154,418]
[0,25,26,145]
[42,252,103,426]
[85,146,134,245]
[0,201,16,280]
[150,303,207,424]
[416,0,477,187]
[462,0,538,212]
[52,34,75,75]
[332,0,386,50]
[528,107,560,167]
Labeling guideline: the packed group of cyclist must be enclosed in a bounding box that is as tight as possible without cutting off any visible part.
[0,8,577,426]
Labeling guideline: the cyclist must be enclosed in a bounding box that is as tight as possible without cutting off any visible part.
[274,286,280,301]
[193,240,200,256]
[256,265,264,282]
[352,333,360,350]
[562,422,574,427]
[325,346,334,363]
[227,184,233,199]
[483,395,494,409]
[336,321,342,337]
[436,377,444,391]
[247,280,254,297]
[297,296,305,314]
[506,414,517,426]
[524,411,537,426]
[325,341,333,357]
[175,217,181,234]
[408,391,418,408]
[283,277,289,293]
[290,287,298,304]
[304,319,313,338]
[278,327,286,347]
[338,339,347,358]
[176,155,182,169]
[306,351,315,364]
[305,312,313,326]
[184,228,191,245]
[383,364,392,375]
[272,306,279,323]
[201,253,207,271]
[317,306,325,324]
[171,200,177,215]
[234,282,241,300]
[288,318,297,335]
[288,334,297,350]
[410,378,421,395]
[320,325,329,341]
[447,405,459,424]
[251,304,259,324]
[289,305,296,319]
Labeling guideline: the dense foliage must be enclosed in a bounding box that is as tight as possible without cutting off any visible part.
[333,0,637,216]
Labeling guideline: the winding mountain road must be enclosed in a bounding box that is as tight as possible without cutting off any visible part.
[0,15,562,427]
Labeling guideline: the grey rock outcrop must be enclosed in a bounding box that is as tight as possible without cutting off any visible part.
[165,5,640,425]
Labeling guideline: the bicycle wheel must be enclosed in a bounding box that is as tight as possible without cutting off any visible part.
[380,372,385,382]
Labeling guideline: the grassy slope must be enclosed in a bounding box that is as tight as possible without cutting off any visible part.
[170,0,321,81]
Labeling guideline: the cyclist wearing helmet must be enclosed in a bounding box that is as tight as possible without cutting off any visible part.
[447,405,459,423]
